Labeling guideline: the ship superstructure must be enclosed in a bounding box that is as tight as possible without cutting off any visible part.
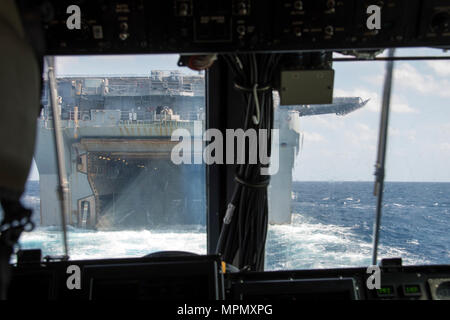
[269,96,369,224]
[36,71,205,229]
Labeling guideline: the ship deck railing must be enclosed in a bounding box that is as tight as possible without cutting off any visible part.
[39,117,203,129]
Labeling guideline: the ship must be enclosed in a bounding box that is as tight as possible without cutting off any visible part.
[35,71,368,229]
[35,71,206,229]
[269,96,369,224]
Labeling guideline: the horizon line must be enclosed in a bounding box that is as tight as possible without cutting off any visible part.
[292,180,450,183]
[27,179,450,183]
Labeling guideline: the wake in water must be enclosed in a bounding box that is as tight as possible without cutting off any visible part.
[19,225,207,261]
[265,213,428,270]
[13,181,450,269]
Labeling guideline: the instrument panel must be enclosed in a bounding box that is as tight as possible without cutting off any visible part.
[226,264,450,300]
[8,254,450,300]
[19,0,450,55]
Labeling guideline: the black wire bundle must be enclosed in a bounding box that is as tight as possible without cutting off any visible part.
[216,53,281,271]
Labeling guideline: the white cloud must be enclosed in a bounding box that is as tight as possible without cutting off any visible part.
[392,102,418,114]
[389,127,417,142]
[439,123,450,136]
[355,122,371,133]
[426,60,450,77]
[394,63,434,92]
[363,62,450,98]
[439,142,450,152]
[303,131,326,143]
[354,122,376,142]
[394,63,450,98]
[338,122,378,152]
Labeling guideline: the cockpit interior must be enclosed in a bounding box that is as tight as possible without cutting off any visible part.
[0,0,450,303]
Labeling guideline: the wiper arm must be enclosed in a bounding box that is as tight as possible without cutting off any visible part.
[46,56,69,259]
[372,48,396,266]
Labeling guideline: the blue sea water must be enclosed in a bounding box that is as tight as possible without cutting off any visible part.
[15,180,450,270]
[266,181,450,270]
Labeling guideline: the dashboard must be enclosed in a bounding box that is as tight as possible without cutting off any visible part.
[8,254,450,300]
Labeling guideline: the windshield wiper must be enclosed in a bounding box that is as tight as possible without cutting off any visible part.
[372,48,396,265]
[46,56,70,259]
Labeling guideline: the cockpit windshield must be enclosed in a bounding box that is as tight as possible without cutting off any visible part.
[13,49,450,269]
[266,48,450,270]
[19,54,207,259]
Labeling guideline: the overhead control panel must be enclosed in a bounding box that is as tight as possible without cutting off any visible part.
[19,0,450,55]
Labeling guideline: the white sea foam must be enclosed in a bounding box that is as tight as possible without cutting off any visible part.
[14,181,448,270]
[17,213,429,269]
[15,204,434,272]
[19,226,207,261]
[265,213,428,270]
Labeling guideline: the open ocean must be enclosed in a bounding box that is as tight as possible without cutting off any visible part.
[14,180,450,270]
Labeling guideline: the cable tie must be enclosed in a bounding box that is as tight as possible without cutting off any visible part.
[234,176,270,188]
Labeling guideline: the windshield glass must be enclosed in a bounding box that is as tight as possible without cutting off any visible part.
[18,54,207,260]
[11,49,450,268]
[266,48,450,270]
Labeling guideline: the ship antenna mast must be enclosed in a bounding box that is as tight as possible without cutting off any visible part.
[46,56,69,259]
[372,48,396,265]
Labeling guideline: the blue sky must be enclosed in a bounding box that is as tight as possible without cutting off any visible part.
[294,48,450,182]
[28,49,450,182]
